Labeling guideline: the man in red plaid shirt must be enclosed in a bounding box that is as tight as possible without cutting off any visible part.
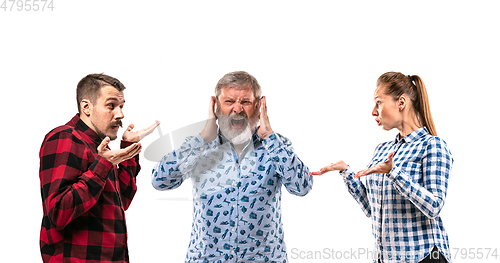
[39,73,159,262]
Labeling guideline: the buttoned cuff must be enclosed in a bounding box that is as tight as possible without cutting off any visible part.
[340,165,355,179]
[120,140,134,148]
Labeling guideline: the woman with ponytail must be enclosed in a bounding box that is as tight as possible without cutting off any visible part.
[311,72,453,263]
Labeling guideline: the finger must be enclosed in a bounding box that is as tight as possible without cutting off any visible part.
[309,168,329,176]
[260,96,267,115]
[126,124,135,132]
[387,152,394,161]
[98,137,110,152]
[260,97,271,127]
[354,169,369,178]
[121,143,140,156]
[322,165,336,173]
[141,121,161,138]
[114,144,141,164]
[127,143,142,158]
[146,121,160,130]
[122,143,142,160]
[209,96,217,118]
[309,164,334,176]
[362,167,377,177]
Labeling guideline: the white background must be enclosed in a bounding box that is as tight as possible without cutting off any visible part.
[1,1,499,262]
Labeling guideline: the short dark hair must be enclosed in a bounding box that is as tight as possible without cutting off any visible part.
[76,73,126,114]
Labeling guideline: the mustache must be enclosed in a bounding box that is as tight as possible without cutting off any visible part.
[110,120,123,128]
[215,106,249,120]
[228,112,248,120]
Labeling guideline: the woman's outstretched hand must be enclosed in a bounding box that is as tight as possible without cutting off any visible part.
[354,152,394,178]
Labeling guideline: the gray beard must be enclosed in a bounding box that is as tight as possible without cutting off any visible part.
[216,110,259,146]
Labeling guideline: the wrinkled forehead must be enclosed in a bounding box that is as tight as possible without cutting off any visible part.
[219,84,255,99]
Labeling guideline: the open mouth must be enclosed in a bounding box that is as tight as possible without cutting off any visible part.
[231,118,247,129]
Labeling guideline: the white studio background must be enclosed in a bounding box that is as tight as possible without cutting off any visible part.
[1,1,499,262]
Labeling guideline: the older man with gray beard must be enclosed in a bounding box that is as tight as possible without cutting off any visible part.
[152,71,313,263]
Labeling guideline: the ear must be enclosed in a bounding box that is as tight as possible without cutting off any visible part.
[80,99,92,116]
[398,95,407,111]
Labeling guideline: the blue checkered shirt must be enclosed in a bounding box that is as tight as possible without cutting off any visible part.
[341,127,453,263]
[152,132,313,263]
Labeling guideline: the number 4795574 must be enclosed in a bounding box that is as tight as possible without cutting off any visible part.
[1,0,54,11]
[452,248,498,260]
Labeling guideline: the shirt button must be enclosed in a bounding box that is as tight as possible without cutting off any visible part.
[232,228,235,231]
[200,147,204,151]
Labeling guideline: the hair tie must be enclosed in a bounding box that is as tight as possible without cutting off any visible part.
[408,75,416,88]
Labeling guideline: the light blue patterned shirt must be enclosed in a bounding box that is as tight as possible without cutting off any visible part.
[152,131,313,263]
[341,127,453,263]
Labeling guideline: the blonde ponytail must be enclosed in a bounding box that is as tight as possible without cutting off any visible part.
[410,75,437,136]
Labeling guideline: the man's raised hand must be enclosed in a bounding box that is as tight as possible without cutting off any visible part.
[200,96,218,143]
[257,96,274,139]
[122,121,160,143]
[98,137,142,166]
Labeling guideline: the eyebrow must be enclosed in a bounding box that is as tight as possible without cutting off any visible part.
[105,97,125,104]
[223,96,253,100]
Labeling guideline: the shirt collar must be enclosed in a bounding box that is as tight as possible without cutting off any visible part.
[394,126,429,144]
[68,113,103,146]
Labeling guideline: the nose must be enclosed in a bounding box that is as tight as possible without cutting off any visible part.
[372,105,378,116]
[232,103,244,114]
[115,107,124,120]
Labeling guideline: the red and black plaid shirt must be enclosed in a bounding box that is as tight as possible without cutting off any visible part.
[39,114,140,263]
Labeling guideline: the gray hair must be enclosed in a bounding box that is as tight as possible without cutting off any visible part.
[214,71,262,100]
